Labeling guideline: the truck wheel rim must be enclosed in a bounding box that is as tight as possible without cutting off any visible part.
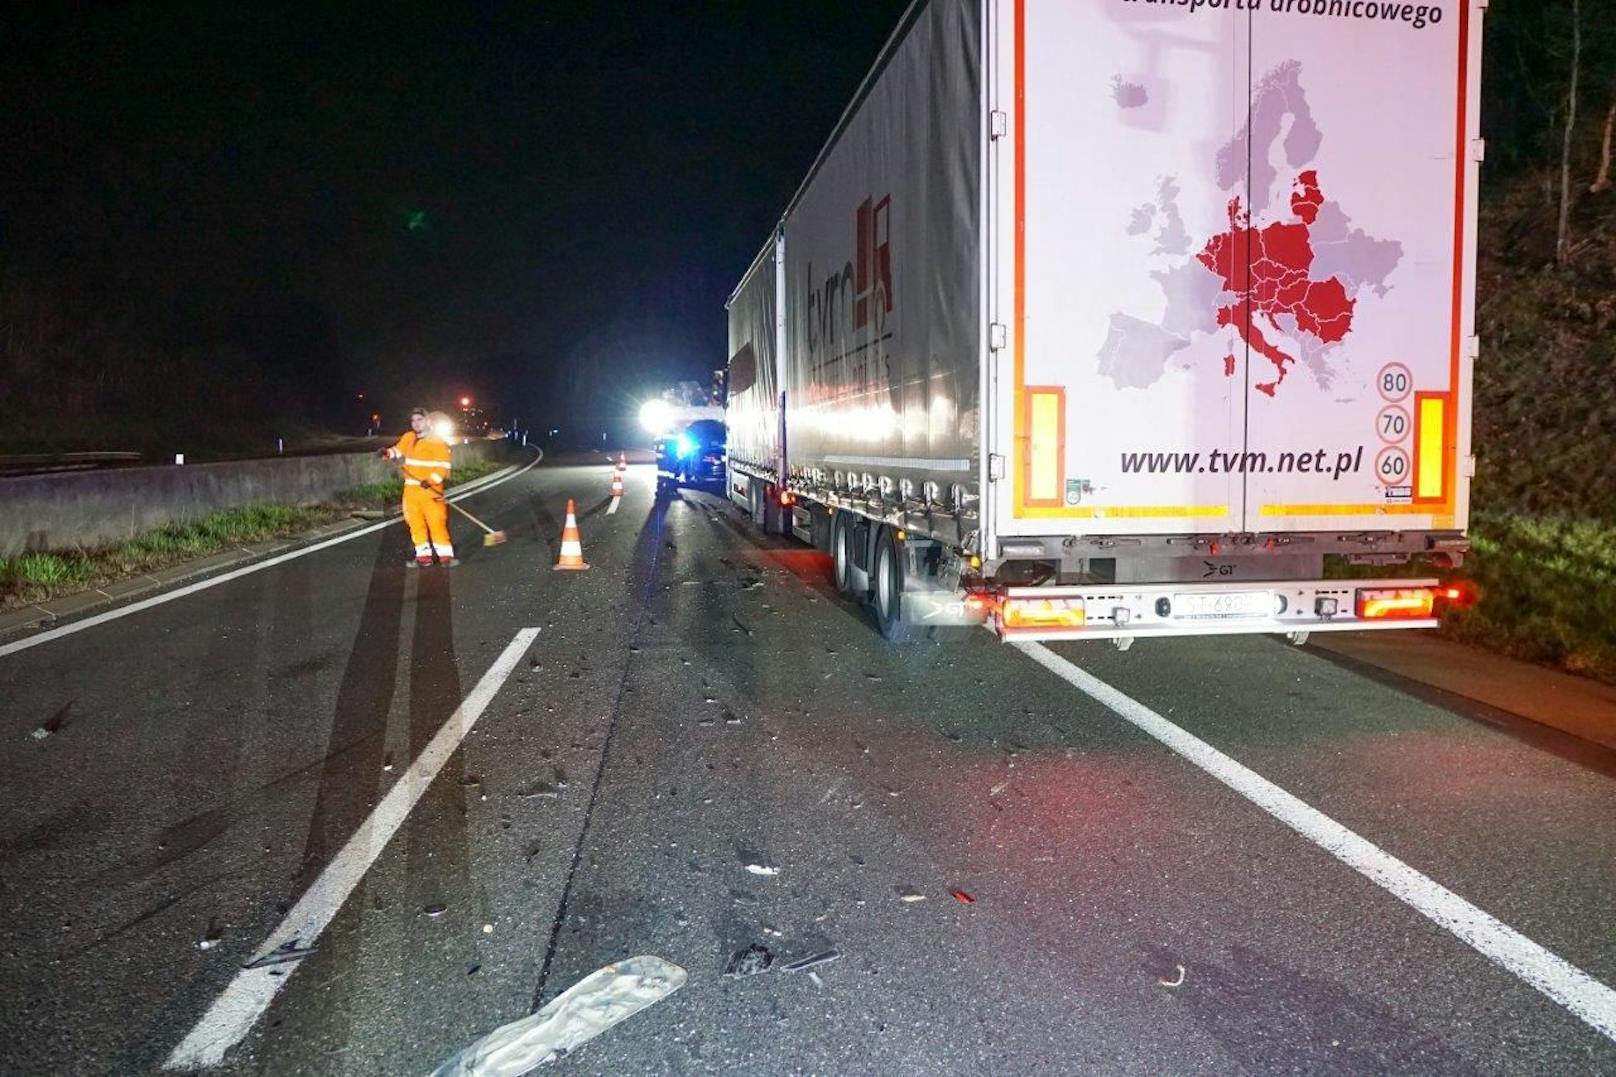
[877,546,894,621]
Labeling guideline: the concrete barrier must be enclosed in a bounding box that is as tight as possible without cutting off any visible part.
[0,441,504,558]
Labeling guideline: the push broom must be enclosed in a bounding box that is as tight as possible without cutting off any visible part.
[447,500,509,546]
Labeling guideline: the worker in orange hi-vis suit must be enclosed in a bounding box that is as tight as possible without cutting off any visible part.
[380,407,456,567]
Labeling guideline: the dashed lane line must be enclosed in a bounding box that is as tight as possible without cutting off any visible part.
[1018,641,1616,1045]
[0,450,541,660]
[164,627,541,1070]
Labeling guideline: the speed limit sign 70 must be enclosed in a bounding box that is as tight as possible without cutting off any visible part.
[1377,404,1411,444]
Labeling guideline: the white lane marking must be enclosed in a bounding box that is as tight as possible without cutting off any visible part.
[607,496,621,515]
[1017,641,1616,1044]
[0,451,541,660]
[165,628,540,1070]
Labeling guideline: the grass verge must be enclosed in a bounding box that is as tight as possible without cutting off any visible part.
[1330,510,1616,686]
[0,504,343,611]
[1443,513,1616,684]
[0,455,512,612]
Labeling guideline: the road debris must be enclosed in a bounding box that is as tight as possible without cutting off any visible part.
[1159,964,1186,989]
[433,955,687,1075]
[423,904,448,917]
[31,701,71,740]
[242,940,317,969]
[989,780,1011,796]
[723,943,774,978]
[951,890,975,904]
[895,886,926,903]
[198,918,225,950]
[744,863,780,877]
[781,950,840,972]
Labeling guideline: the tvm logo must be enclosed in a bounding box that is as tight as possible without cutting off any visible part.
[854,195,892,331]
[806,195,892,388]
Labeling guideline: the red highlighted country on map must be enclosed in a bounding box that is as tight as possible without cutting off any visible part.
[1096,61,1405,399]
[1197,170,1353,397]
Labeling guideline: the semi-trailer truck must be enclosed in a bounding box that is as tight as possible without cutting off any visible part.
[726,0,1483,644]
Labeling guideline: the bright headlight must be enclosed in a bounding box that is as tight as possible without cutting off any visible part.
[639,399,673,435]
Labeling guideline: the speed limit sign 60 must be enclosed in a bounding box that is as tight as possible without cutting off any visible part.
[1375,446,1411,484]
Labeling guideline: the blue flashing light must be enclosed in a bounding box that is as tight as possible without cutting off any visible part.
[675,433,696,459]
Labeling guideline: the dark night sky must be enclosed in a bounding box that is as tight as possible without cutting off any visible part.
[0,2,910,436]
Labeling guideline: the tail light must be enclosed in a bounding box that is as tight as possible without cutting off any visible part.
[1001,596,1086,629]
[1436,581,1479,608]
[1355,587,1436,620]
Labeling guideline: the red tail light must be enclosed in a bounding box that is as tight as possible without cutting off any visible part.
[1436,581,1479,608]
[964,592,998,615]
[1002,596,1086,629]
[1355,587,1436,620]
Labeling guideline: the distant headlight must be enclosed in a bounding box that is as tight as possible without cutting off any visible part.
[639,400,673,435]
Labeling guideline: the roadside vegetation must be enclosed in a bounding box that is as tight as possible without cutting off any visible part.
[1329,3,1616,684]
[1332,185,1616,685]
[1443,170,1616,683]
[1326,4,1616,685]
[0,456,509,611]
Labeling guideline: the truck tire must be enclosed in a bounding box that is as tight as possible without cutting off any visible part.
[750,481,768,530]
[832,513,856,595]
[873,528,921,643]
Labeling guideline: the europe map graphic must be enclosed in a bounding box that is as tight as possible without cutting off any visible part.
[1098,61,1404,397]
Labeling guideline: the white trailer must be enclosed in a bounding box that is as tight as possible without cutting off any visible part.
[727,0,1483,644]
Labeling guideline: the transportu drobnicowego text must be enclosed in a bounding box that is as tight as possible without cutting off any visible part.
[1119,0,1445,31]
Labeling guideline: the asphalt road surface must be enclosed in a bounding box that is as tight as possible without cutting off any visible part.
[3,455,1615,1075]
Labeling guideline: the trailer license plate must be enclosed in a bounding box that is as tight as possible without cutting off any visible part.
[1171,591,1274,621]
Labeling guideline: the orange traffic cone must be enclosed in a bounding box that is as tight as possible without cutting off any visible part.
[554,498,589,571]
[610,472,624,498]
[616,452,627,471]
